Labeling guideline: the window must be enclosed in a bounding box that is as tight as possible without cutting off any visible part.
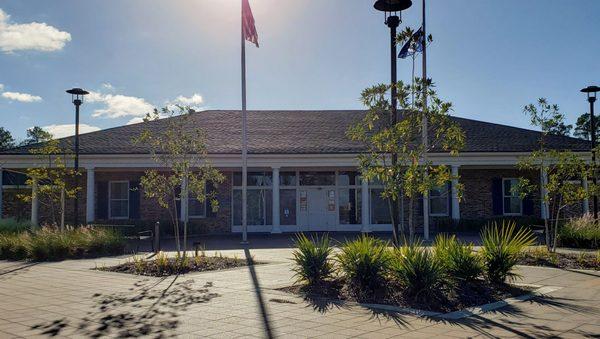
[232,172,273,226]
[370,188,391,224]
[109,181,129,219]
[188,194,206,218]
[429,185,449,216]
[338,171,362,224]
[299,171,335,186]
[503,178,522,215]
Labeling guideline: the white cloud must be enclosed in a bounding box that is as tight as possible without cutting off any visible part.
[42,123,101,138]
[172,94,204,106]
[0,84,3,91]
[2,91,42,102]
[0,9,71,53]
[87,91,154,119]
[101,83,114,91]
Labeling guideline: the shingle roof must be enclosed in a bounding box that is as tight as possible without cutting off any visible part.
[0,110,590,155]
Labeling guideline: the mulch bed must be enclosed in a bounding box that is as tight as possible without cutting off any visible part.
[518,251,599,271]
[98,256,257,277]
[277,279,532,313]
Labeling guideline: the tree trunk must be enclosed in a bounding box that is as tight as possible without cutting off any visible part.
[408,196,415,243]
[387,198,399,247]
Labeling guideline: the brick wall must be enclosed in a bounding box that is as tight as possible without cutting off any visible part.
[459,168,541,219]
[94,170,232,234]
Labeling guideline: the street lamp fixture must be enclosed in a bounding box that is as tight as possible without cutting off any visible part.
[581,85,600,219]
[373,0,412,245]
[66,87,89,226]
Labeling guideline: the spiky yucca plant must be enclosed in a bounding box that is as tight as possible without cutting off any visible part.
[336,235,390,297]
[291,233,334,286]
[480,221,535,284]
[390,241,446,302]
[434,234,483,282]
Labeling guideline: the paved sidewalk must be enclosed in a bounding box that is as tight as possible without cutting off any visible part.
[0,248,598,338]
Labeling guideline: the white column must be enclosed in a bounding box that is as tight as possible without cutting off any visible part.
[86,167,95,223]
[583,178,590,215]
[451,165,460,221]
[541,167,549,219]
[0,167,3,219]
[361,178,371,232]
[31,178,39,227]
[271,167,281,233]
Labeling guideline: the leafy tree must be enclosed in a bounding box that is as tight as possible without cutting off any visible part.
[573,113,599,141]
[0,127,15,150]
[18,139,79,229]
[347,78,465,244]
[524,98,572,137]
[135,106,224,257]
[21,126,53,146]
[517,99,597,252]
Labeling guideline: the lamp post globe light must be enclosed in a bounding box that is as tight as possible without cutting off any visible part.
[581,85,600,219]
[66,87,89,227]
[373,0,412,244]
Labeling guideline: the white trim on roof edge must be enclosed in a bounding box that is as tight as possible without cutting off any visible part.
[0,151,590,169]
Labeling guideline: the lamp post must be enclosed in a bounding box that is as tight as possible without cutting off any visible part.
[582,85,600,218]
[373,0,412,245]
[66,88,89,226]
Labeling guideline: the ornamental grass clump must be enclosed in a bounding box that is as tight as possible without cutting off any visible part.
[390,241,446,302]
[0,218,31,234]
[291,233,334,286]
[0,226,125,261]
[336,235,390,298]
[433,234,483,282]
[480,221,535,284]
[559,214,600,249]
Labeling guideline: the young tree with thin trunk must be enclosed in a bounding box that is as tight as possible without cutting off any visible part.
[517,98,597,252]
[347,78,465,244]
[135,106,224,257]
[19,139,79,230]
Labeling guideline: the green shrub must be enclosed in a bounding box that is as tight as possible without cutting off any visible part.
[436,217,543,233]
[559,215,600,249]
[336,235,389,298]
[0,218,31,234]
[433,234,483,282]
[0,233,30,260]
[390,241,446,302]
[480,221,535,284]
[0,226,125,261]
[291,233,334,286]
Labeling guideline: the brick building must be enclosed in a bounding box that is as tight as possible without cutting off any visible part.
[0,110,591,239]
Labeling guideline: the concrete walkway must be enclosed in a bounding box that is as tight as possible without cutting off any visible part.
[0,248,598,338]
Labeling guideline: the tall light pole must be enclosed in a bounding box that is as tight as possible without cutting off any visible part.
[582,85,600,218]
[373,0,412,245]
[66,88,89,226]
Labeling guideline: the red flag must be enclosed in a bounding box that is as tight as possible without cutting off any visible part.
[242,0,259,48]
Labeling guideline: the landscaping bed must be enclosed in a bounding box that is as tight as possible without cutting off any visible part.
[278,280,531,313]
[0,226,126,261]
[518,249,599,270]
[98,252,257,277]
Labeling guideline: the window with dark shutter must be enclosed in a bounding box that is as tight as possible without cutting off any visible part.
[492,178,503,215]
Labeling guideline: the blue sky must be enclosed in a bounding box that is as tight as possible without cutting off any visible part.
[0,0,598,140]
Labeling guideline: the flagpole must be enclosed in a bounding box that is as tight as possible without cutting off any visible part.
[421,0,430,240]
[241,0,249,244]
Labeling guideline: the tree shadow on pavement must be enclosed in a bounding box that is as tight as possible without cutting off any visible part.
[30,276,220,338]
[0,262,39,280]
[421,294,599,338]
